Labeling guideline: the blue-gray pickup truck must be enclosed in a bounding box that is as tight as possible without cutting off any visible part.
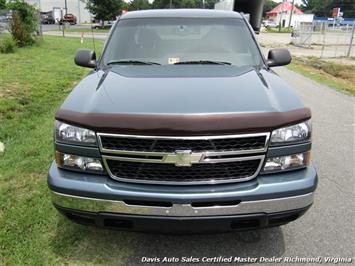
[48,9,317,233]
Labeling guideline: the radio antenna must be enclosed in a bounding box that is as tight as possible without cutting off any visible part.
[91,21,97,55]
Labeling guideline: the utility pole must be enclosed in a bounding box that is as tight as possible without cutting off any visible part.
[37,0,42,36]
[347,22,355,57]
[61,8,65,37]
[288,0,295,28]
[64,0,68,15]
[169,0,172,9]
[77,0,81,24]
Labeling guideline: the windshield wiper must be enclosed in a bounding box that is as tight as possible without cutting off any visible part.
[174,60,231,65]
[107,60,161,65]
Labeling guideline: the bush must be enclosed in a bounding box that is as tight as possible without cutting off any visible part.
[34,36,43,46]
[265,27,293,33]
[10,12,34,47]
[7,0,37,47]
[0,36,17,53]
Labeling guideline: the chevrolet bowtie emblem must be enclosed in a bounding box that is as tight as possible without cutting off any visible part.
[163,150,203,167]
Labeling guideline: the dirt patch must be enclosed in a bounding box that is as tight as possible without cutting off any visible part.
[290,57,355,95]
[0,82,31,101]
[296,57,355,83]
[321,58,355,66]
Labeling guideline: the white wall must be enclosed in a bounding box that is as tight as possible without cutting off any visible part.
[270,13,314,27]
[291,14,314,27]
[26,0,92,24]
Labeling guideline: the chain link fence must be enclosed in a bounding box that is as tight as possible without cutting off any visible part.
[292,21,355,58]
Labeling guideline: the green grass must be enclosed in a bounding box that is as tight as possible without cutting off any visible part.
[264,27,293,33]
[288,57,355,96]
[72,28,109,33]
[0,36,133,265]
[52,28,110,33]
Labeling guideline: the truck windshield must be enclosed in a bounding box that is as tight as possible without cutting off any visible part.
[102,18,263,67]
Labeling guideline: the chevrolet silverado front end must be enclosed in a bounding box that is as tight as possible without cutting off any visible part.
[48,9,317,233]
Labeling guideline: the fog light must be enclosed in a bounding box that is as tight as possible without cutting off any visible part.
[262,151,310,173]
[56,151,103,173]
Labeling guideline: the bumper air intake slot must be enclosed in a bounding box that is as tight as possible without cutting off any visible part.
[123,200,173,208]
[65,212,95,225]
[268,213,300,226]
[231,219,260,229]
[191,200,241,208]
[104,219,133,229]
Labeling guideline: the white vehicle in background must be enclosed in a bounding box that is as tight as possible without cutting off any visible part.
[91,20,114,29]
[263,20,278,28]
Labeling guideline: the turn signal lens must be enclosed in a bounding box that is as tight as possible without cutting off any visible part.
[55,151,104,173]
[262,151,311,173]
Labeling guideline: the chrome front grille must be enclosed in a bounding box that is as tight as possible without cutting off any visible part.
[105,159,262,183]
[98,133,269,185]
[100,135,267,153]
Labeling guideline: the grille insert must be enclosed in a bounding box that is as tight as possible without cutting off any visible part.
[105,159,261,183]
[98,133,269,185]
[100,135,267,153]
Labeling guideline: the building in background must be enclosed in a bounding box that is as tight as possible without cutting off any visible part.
[266,1,313,28]
[26,0,92,24]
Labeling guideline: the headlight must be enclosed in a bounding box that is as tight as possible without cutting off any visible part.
[270,120,311,145]
[55,120,96,146]
[55,151,104,173]
[262,151,310,173]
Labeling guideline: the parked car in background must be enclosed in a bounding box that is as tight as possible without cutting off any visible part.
[59,13,77,25]
[41,11,55,24]
[91,20,114,29]
[263,20,278,28]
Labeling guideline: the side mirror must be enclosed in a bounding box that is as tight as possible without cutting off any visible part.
[267,48,292,67]
[74,49,97,68]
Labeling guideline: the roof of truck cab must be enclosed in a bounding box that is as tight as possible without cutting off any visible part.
[120,9,243,19]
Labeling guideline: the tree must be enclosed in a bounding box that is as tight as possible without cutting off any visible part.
[152,0,198,9]
[263,0,278,17]
[128,0,151,10]
[7,0,37,46]
[301,0,317,12]
[86,0,123,25]
[334,0,355,18]
[151,0,229,10]
[194,0,219,9]
[10,12,28,46]
[205,0,220,9]
[301,0,355,17]
[0,0,6,10]
[301,0,333,16]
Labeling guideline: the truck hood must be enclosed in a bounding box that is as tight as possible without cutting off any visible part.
[56,66,310,135]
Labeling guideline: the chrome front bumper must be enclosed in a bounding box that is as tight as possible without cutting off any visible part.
[51,191,314,217]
